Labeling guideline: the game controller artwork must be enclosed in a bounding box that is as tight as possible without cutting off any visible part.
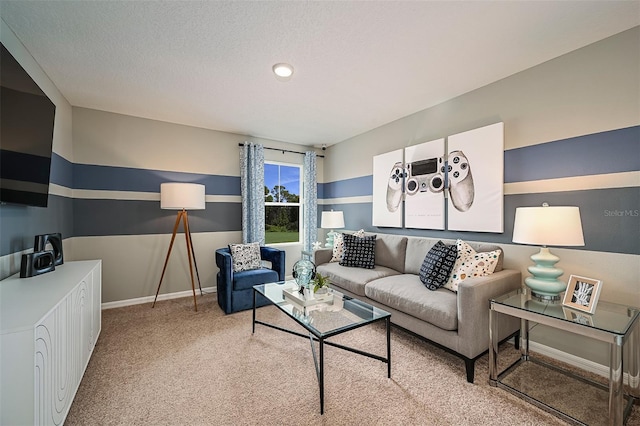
[373,122,504,232]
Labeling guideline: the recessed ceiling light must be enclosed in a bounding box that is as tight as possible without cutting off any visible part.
[272,63,294,81]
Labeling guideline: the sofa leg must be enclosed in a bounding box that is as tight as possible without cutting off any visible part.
[464,358,475,383]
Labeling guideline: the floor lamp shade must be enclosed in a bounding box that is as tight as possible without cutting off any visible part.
[512,204,584,299]
[161,183,205,210]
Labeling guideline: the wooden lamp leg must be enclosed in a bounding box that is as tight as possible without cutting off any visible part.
[182,211,198,312]
[152,209,200,311]
[152,210,183,308]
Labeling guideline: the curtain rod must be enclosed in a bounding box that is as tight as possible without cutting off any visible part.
[238,143,325,158]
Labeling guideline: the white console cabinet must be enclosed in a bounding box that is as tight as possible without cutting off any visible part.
[1,260,101,425]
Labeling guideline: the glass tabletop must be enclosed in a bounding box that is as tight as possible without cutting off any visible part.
[254,281,390,338]
[491,288,640,336]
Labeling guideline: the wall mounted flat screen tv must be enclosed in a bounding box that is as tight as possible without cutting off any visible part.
[0,42,56,207]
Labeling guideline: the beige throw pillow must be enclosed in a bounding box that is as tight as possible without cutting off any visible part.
[443,239,501,292]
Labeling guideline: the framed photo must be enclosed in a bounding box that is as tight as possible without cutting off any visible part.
[562,275,602,314]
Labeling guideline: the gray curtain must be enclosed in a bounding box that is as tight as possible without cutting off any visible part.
[303,151,317,252]
[240,143,265,244]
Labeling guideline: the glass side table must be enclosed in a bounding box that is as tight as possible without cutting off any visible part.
[489,288,639,426]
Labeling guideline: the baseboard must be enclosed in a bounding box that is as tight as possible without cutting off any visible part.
[101,287,216,310]
[529,341,638,388]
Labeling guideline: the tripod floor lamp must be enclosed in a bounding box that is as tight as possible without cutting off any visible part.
[152,182,205,311]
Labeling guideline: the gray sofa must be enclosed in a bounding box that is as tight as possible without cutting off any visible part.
[314,233,521,383]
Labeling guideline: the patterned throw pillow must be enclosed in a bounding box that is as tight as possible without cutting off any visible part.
[444,239,501,292]
[330,229,365,262]
[340,234,376,269]
[229,242,262,272]
[419,241,458,291]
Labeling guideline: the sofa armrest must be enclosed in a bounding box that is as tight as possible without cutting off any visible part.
[456,269,522,358]
[313,248,333,266]
[260,247,285,281]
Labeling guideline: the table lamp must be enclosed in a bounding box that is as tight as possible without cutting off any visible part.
[152,182,206,311]
[321,210,345,248]
[512,203,584,300]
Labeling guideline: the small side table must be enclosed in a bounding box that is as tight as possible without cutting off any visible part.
[489,288,639,425]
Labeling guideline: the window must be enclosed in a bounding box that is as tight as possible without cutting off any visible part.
[264,162,301,244]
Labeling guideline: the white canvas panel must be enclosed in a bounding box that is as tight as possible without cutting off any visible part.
[447,122,504,233]
[372,149,404,227]
[404,139,445,230]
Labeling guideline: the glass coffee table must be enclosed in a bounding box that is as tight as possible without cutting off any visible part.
[253,281,391,414]
[489,288,639,425]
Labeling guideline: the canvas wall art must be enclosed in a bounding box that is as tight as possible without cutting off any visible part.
[372,149,404,227]
[446,122,504,233]
[404,138,445,230]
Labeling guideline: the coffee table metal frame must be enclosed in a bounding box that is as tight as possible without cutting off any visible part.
[252,282,391,414]
[489,288,639,426]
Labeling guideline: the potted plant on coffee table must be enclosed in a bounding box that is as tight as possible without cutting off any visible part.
[312,272,330,295]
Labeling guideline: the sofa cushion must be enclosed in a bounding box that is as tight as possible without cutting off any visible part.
[331,229,365,262]
[233,268,280,291]
[365,274,458,331]
[419,240,458,290]
[444,239,501,292]
[229,242,261,272]
[370,233,408,273]
[340,234,376,269]
[318,262,399,297]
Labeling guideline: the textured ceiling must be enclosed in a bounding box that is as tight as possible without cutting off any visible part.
[1,1,638,146]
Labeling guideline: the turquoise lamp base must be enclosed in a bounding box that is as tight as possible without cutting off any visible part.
[325,230,337,248]
[524,247,566,301]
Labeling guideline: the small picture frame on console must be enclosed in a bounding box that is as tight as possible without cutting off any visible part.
[562,275,602,314]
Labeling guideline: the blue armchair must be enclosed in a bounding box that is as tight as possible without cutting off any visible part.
[215,246,286,314]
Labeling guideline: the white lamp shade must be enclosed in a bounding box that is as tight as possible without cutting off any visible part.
[160,183,205,210]
[512,205,584,247]
[321,211,345,229]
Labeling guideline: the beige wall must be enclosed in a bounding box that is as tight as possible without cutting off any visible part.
[71,107,323,302]
[322,27,640,366]
[325,27,639,181]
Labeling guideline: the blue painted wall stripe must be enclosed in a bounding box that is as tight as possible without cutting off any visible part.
[74,163,240,195]
[50,153,74,188]
[321,175,372,199]
[504,126,639,183]
[326,187,638,256]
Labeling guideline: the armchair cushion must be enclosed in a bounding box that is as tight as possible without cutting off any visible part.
[233,268,280,291]
[229,242,262,272]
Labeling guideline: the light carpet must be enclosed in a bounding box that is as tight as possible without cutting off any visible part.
[66,293,639,425]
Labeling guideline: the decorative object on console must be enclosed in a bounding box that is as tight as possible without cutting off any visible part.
[34,232,63,266]
[340,233,376,269]
[562,275,602,314]
[512,203,585,300]
[19,250,55,278]
[321,210,345,248]
[444,239,501,292]
[152,182,205,311]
